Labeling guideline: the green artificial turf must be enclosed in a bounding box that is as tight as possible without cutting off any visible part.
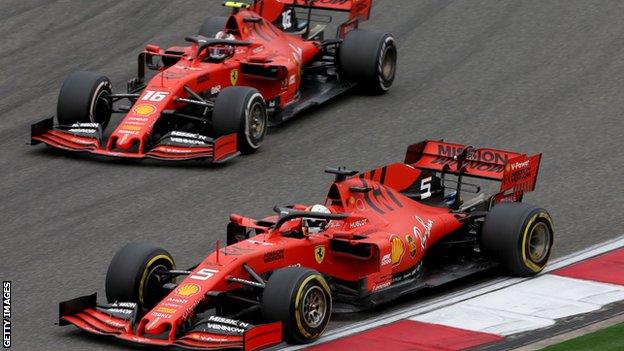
[539,322,624,351]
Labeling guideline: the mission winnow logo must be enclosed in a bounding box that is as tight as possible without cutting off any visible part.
[3,281,10,348]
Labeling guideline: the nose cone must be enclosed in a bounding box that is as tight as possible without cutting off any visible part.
[143,315,171,335]
[115,135,136,150]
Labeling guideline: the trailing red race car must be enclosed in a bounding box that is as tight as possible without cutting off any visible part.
[30,0,397,162]
[59,140,554,350]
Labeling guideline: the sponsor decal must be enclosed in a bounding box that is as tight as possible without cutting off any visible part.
[167,297,188,304]
[413,215,434,250]
[71,122,99,128]
[248,240,274,246]
[510,160,530,170]
[381,253,391,266]
[191,334,230,342]
[314,245,326,264]
[128,117,148,122]
[155,307,177,314]
[289,74,297,86]
[202,323,245,334]
[68,128,97,134]
[176,283,201,297]
[406,234,417,257]
[3,281,10,348]
[197,73,210,84]
[111,302,136,308]
[121,124,142,131]
[349,219,368,229]
[390,235,404,266]
[207,316,250,329]
[151,312,172,319]
[132,104,157,116]
[252,46,264,54]
[107,308,133,315]
[171,131,208,141]
[170,137,206,145]
[372,281,391,292]
[230,69,239,86]
[264,249,285,263]
[210,85,222,95]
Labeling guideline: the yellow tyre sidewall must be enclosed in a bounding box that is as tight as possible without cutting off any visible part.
[138,254,175,308]
[293,274,332,341]
[521,211,554,273]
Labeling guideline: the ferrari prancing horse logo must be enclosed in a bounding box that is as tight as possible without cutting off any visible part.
[230,69,239,86]
[315,245,325,264]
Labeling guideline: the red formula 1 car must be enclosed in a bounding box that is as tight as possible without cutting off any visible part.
[31,0,396,162]
[59,140,555,350]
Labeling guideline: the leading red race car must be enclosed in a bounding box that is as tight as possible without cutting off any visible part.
[59,140,555,350]
[30,0,397,162]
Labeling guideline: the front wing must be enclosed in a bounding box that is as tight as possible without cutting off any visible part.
[59,294,282,351]
[31,118,239,163]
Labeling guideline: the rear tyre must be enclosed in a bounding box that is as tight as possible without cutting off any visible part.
[338,29,397,95]
[212,87,267,154]
[261,268,332,344]
[105,243,175,312]
[481,203,554,277]
[199,17,227,37]
[57,71,112,129]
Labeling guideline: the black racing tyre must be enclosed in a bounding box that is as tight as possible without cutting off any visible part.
[105,243,175,312]
[212,87,267,154]
[199,17,227,37]
[57,71,112,128]
[338,29,397,94]
[261,268,332,344]
[481,203,555,277]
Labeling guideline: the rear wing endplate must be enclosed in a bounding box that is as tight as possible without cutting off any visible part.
[405,140,542,200]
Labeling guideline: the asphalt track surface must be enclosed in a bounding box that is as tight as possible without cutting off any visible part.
[1,1,623,350]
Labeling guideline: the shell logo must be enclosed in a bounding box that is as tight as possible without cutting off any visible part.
[176,283,201,297]
[132,104,157,116]
[390,235,405,266]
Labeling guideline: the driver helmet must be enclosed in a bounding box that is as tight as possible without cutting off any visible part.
[302,204,331,236]
[209,31,235,60]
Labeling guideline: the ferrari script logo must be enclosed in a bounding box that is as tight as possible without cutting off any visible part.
[230,69,239,86]
[315,245,325,264]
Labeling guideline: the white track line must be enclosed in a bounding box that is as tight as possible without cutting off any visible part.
[279,235,624,350]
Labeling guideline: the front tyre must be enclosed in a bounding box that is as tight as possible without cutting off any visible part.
[57,71,112,128]
[481,203,554,276]
[338,30,397,94]
[261,268,332,344]
[212,87,267,154]
[105,243,175,312]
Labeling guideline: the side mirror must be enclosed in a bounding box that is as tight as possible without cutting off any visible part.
[226,222,253,246]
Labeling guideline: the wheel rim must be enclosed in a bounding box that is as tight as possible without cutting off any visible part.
[248,101,266,142]
[143,263,170,308]
[381,46,397,82]
[301,286,327,329]
[92,90,111,125]
[528,222,551,263]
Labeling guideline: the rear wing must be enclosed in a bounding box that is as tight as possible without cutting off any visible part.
[251,0,372,37]
[405,140,542,202]
[276,0,372,21]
